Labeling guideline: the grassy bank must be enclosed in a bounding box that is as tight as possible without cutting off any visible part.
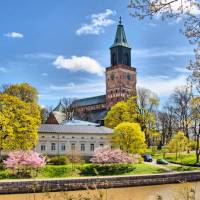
[0,163,167,180]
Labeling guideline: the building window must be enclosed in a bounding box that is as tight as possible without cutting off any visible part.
[100,144,104,148]
[71,143,75,151]
[90,144,94,152]
[91,137,94,139]
[81,137,85,139]
[52,136,55,138]
[51,143,56,151]
[61,143,66,151]
[81,144,85,152]
[41,144,45,151]
[41,136,45,138]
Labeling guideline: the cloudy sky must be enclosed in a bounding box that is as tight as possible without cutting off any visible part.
[0,0,196,107]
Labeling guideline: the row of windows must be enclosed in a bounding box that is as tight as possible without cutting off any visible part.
[107,74,132,81]
[41,136,104,140]
[41,143,104,152]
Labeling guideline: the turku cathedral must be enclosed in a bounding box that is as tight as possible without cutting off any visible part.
[46,19,136,125]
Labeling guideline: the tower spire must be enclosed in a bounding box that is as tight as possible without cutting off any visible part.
[119,16,122,25]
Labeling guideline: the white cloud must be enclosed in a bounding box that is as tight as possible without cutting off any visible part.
[174,67,190,73]
[42,73,48,76]
[39,80,105,101]
[0,67,7,73]
[4,32,24,38]
[134,47,194,58]
[138,75,187,96]
[147,22,157,27]
[24,53,57,60]
[53,55,105,76]
[76,9,116,35]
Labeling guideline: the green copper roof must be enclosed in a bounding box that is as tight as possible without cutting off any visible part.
[110,17,130,48]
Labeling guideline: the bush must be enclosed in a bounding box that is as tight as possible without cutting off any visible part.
[4,151,46,178]
[48,156,69,165]
[79,164,135,176]
[90,146,135,164]
[67,151,85,164]
[39,165,72,178]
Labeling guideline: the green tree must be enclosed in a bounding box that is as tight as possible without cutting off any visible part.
[167,131,189,161]
[113,122,146,154]
[104,102,129,128]
[3,83,38,103]
[0,94,40,151]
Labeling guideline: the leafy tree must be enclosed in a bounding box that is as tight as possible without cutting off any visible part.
[3,83,38,103]
[167,131,189,161]
[104,102,129,128]
[0,94,40,152]
[113,122,146,154]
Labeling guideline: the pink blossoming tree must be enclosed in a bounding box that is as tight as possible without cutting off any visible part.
[4,151,46,177]
[90,146,135,164]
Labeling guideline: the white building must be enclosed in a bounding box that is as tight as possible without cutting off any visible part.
[36,120,113,159]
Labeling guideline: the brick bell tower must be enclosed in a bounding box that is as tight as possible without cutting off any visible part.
[106,17,136,109]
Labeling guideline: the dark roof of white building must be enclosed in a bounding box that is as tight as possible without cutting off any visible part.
[39,124,113,134]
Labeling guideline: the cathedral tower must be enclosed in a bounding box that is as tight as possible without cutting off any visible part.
[106,18,136,109]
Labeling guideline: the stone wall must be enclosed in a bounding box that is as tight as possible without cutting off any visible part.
[0,171,200,194]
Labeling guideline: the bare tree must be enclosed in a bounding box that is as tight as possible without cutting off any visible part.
[128,0,200,94]
[170,85,193,138]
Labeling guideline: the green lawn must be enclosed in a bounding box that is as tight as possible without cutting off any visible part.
[166,165,199,172]
[145,148,198,166]
[164,152,197,165]
[0,163,168,180]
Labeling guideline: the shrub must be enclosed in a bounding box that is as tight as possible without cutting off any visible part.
[67,151,85,164]
[49,156,69,165]
[39,165,72,178]
[80,164,135,176]
[4,151,46,177]
[90,146,134,164]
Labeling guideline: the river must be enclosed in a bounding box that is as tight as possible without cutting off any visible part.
[0,182,200,200]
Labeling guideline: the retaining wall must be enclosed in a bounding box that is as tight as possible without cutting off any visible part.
[0,171,200,194]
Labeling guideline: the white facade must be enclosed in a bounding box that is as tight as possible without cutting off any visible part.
[36,123,113,158]
[36,132,110,157]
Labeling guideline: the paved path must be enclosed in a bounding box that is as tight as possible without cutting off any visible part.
[145,159,181,172]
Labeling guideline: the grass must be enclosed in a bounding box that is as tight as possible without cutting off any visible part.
[164,152,197,165]
[0,163,168,180]
[167,165,199,172]
[124,163,167,174]
[145,149,198,166]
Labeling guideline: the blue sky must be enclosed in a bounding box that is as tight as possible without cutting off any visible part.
[0,0,195,108]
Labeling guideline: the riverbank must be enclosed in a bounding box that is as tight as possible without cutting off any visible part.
[0,171,200,194]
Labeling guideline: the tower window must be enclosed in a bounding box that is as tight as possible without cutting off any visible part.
[127,74,131,80]
[111,73,115,80]
[112,53,116,65]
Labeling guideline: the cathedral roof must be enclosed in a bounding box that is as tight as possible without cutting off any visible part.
[110,17,130,49]
[53,101,65,112]
[72,95,106,107]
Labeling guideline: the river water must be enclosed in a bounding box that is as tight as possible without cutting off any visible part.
[0,182,200,200]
